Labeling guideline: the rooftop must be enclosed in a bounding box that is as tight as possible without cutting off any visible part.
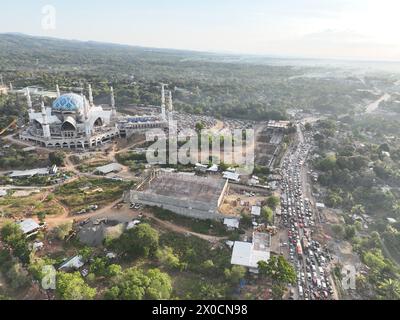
[10,168,49,178]
[138,171,227,204]
[224,218,240,229]
[251,206,261,216]
[231,232,271,271]
[18,219,40,234]
[95,163,124,174]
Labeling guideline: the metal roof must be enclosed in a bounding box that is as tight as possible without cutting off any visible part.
[224,218,240,229]
[18,219,40,234]
[95,163,123,174]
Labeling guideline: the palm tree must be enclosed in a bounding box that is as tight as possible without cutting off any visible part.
[378,279,400,300]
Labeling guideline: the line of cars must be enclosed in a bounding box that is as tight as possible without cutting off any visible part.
[280,131,335,300]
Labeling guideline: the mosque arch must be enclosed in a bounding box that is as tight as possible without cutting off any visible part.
[94,117,104,127]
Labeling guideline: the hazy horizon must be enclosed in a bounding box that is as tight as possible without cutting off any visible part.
[1,0,400,62]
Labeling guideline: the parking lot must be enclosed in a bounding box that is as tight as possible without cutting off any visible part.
[278,125,336,300]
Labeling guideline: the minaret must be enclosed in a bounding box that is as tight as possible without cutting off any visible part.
[88,84,94,106]
[41,101,51,139]
[26,88,33,113]
[110,86,117,119]
[167,90,174,113]
[56,84,61,98]
[161,84,166,120]
[82,93,91,137]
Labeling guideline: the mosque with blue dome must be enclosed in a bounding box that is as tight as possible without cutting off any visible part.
[20,84,120,149]
[19,83,171,149]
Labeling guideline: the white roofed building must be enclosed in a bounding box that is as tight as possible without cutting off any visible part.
[224,218,240,230]
[18,219,40,237]
[95,163,123,175]
[231,232,271,273]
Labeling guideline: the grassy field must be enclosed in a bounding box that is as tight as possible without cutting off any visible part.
[151,207,239,237]
[0,192,65,218]
[54,177,134,212]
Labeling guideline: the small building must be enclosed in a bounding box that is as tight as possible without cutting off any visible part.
[126,220,141,230]
[17,219,41,237]
[59,256,85,271]
[195,163,208,173]
[207,164,219,173]
[95,163,123,175]
[387,218,397,224]
[0,189,7,197]
[223,171,240,182]
[316,203,325,209]
[9,168,50,179]
[223,218,240,230]
[22,146,37,152]
[231,232,271,273]
[251,206,261,217]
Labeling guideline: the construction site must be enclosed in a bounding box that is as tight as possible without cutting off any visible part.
[126,170,231,220]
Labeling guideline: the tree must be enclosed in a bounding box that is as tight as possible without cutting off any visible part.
[56,272,97,300]
[113,224,159,258]
[262,206,274,224]
[304,123,312,131]
[258,256,296,286]
[345,225,356,240]
[53,221,73,240]
[105,267,172,300]
[224,266,246,284]
[195,122,205,133]
[266,196,280,209]
[1,222,30,263]
[156,246,186,270]
[331,224,345,239]
[317,155,337,171]
[37,211,46,224]
[49,151,65,166]
[6,262,30,289]
[378,279,400,300]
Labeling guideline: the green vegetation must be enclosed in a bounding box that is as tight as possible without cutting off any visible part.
[108,223,159,259]
[54,178,133,211]
[258,255,296,300]
[105,267,172,300]
[56,272,97,300]
[152,207,232,237]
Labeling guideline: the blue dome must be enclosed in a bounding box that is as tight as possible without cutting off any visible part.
[52,93,86,112]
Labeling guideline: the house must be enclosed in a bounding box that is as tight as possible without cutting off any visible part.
[251,206,261,217]
[387,218,397,224]
[223,171,240,182]
[95,163,123,175]
[207,164,219,173]
[59,256,85,271]
[126,220,141,230]
[0,189,7,197]
[9,168,50,179]
[223,218,240,230]
[17,219,41,237]
[231,232,271,273]
[316,203,325,209]
[195,163,208,173]
[22,146,37,152]
[248,176,259,186]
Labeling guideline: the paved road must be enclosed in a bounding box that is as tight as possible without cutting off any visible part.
[279,122,337,300]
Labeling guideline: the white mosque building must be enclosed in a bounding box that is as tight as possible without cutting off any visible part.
[19,84,172,149]
[20,85,119,149]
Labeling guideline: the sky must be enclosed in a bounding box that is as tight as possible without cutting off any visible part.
[1,0,400,61]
